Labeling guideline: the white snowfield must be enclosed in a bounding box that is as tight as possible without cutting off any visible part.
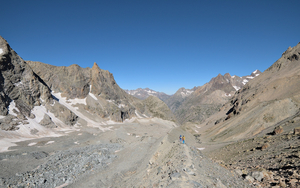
[89,92,98,101]
[181,90,194,97]
[242,79,249,85]
[52,92,114,129]
[146,89,157,94]
[1,90,125,152]
[0,48,3,55]
[0,100,73,152]
[233,86,240,91]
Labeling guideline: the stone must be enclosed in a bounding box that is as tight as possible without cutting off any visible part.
[169,173,181,180]
[245,175,255,183]
[294,127,300,135]
[261,143,270,150]
[289,179,298,186]
[273,126,283,135]
[235,169,243,176]
[251,171,264,181]
[39,114,57,128]
[279,181,286,187]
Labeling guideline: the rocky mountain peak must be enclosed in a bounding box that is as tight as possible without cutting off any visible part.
[91,62,100,70]
[267,42,300,72]
[0,36,52,117]
[224,73,231,79]
[250,70,261,77]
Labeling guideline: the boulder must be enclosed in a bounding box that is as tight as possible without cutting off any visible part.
[39,114,57,128]
[251,171,264,181]
[294,127,300,135]
[245,175,255,183]
[273,126,283,135]
[261,143,270,150]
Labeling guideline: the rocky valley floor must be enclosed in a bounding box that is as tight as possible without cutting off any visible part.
[0,118,252,188]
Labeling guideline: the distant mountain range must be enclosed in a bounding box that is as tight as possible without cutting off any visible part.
[124,88,170,101]
[125,70,261,124]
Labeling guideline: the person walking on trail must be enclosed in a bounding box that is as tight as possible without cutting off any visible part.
[182,135,185,144]
[179,135,182,142]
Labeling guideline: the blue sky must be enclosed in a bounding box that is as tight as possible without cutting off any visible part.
[1,0,300,95]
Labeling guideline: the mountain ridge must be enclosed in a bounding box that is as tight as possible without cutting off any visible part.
[124,88,170,101]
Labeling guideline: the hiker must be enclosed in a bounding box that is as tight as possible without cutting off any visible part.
[179,135,182,142]
[182,135,185,144]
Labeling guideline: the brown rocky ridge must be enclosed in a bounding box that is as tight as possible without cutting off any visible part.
[190,42,300,187]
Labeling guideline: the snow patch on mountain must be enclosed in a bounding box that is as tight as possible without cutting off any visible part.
[53,92,87,106]
[233,86,241,91]
[135,110,143,118]
[52,92,114,130]
[146,90,157,94]
[0,48,3,55]
[14,81,23,87]
[89,93,98,100]
[129,90,138,95]
[8,101,19,116]
[118,104,125,108]
[180,90,194,97]
[242,79,249,85]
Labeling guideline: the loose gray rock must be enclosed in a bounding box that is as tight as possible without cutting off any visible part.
[39,114,56,128]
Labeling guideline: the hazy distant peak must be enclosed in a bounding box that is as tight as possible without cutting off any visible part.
[125,88,170,101]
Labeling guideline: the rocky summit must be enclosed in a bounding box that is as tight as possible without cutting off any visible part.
[1,35,300,188]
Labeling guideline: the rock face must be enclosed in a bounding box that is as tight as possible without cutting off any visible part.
[26,61,123,100]
[0,36,78,131]
[125,88,170,101]
[0,36,52,117]
[0,35,177,139]
[167,71,260,124]
[27,60,137,122]
[27,61,175,123]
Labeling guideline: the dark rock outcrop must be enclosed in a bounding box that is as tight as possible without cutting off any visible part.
[0,36,52,117]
